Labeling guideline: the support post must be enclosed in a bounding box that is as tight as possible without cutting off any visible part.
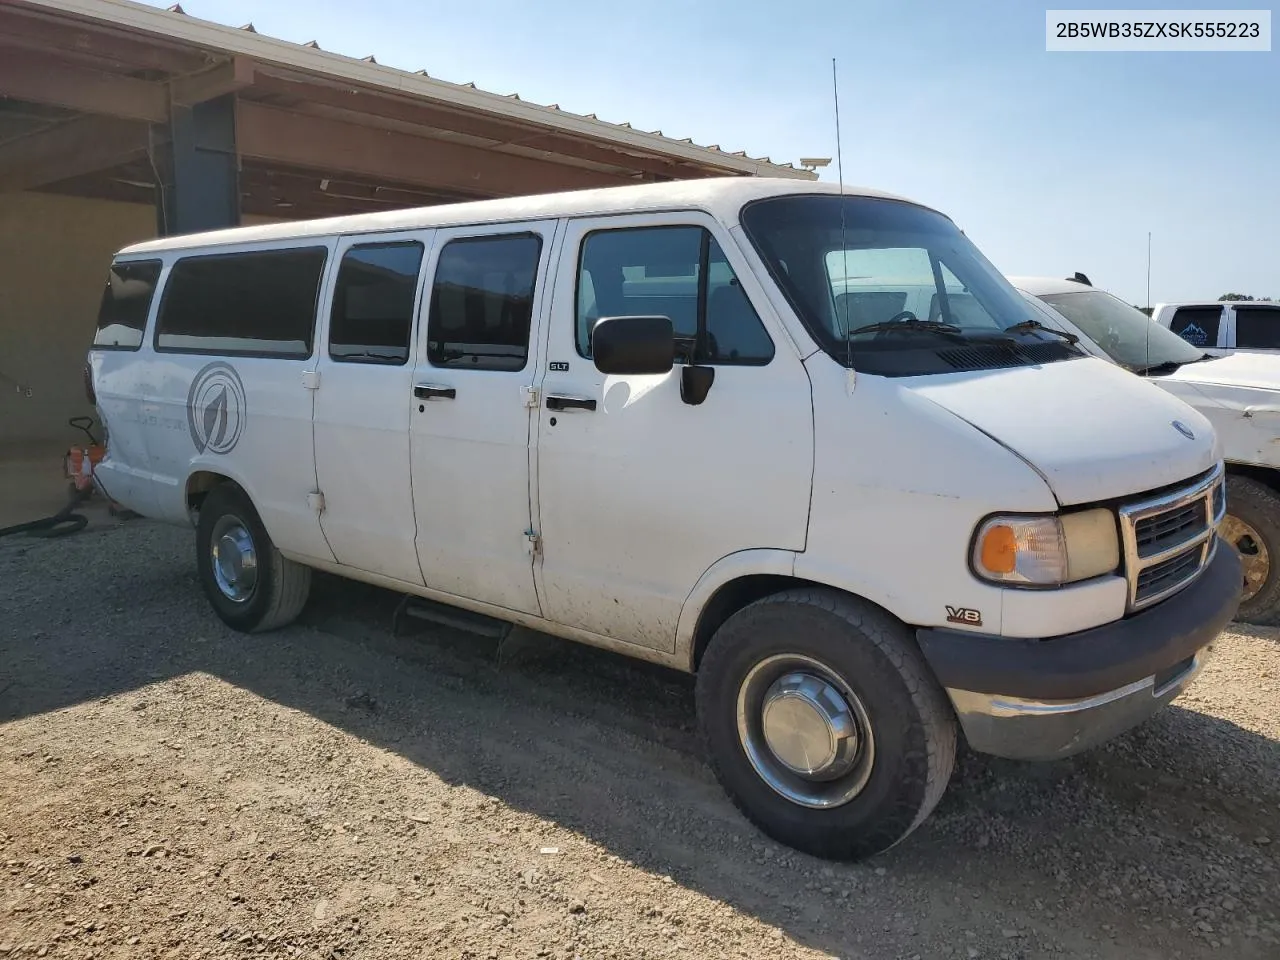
[156,94,240,236]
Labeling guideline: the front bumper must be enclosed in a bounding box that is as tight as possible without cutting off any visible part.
[916,541,1241,761]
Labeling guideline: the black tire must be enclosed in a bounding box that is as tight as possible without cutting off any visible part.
[195,482,311,632]
[696,588,956,861]
[1225,475,1280,625]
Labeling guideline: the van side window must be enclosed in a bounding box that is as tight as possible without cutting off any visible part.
[155,247,328,358]
[93,260,162,350]
[329,242,424,365]
[427,234,542,371]
[1168,305,1223,348]
[1233,305,1280,350]
[576,226,773,365]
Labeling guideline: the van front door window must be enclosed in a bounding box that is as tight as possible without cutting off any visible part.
[576,226,774,366]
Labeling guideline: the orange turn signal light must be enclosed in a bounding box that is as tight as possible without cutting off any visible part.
[979,524,1018,574]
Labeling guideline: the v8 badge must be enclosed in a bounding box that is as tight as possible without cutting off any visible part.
[946,605,983,627]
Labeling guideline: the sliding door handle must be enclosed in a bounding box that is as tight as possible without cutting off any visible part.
[414,384,456,400]
[545,394,596,412]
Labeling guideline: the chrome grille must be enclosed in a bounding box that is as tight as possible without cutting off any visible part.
[1135,546,1203,605]
[1134,503,1206,555]
[1118,463,1226,612]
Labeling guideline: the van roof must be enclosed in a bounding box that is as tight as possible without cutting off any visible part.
[119,177,933,256]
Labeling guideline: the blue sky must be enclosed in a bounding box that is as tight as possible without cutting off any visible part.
[144,0,1277,304]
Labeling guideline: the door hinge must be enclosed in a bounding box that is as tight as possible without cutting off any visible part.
[521,385,539,407]
[307,491,325,514]
[525,530,542,556]
[301,370,321,390]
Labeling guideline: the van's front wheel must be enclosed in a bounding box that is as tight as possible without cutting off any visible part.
[196,483,311,632]
[696,589,956,861]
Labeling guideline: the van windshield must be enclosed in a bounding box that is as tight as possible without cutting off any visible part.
[741,195,1082,376]
[1035,289,1205,373]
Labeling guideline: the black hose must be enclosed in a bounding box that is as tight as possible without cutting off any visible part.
[68,416,101,447]
[0,417,116,540]
[0,489,90,540]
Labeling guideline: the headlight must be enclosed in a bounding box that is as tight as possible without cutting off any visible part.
[972,509,1119,586]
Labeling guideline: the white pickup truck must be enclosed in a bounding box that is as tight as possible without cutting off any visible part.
[1015,276,1280,623]
[1153,300,1280,356]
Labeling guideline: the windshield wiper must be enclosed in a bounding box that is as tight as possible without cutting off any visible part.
[1005,319,1079,344]
[1133,353,1215,375]
[1133,360,1186,375]
[849,319,966,339]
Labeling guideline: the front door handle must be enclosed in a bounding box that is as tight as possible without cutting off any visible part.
[414,384,456,400]
[545,394,596,412]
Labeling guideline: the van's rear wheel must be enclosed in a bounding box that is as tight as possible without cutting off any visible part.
[1224,475,1280,625]
[196,482,311,632]
[696,589,955,861]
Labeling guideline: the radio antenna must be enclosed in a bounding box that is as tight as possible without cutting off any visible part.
[833,58,854,382]
[1145,230,1152,376]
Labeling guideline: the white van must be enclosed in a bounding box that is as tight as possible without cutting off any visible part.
[1013,275,1280,624]
[87,179,1239,861]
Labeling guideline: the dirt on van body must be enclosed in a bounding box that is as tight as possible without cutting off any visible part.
[1,517,1277,960]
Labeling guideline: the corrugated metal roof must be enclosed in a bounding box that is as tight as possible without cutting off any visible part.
[22,0,815,180]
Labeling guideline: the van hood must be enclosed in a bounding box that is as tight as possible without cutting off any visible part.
[902,356,1218,506]
[1162,352,1280,392]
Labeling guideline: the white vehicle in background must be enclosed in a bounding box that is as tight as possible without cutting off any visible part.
[1153,300,1280,356]
[86,179,1241,861]
[1014,275,1280,623]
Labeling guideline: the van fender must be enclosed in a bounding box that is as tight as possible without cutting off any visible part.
[678,551,995,672]
[674,549,798,668]
[180,456,266,527]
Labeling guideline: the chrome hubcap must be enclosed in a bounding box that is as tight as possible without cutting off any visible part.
[737,654,875,809]
[210,516,257,603]
[1221,513,1270,602]
[761,673,859,779]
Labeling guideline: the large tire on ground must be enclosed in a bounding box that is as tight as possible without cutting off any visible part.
[1223,475,1280,625]
[195,482,311,633]
[696,588,956,861]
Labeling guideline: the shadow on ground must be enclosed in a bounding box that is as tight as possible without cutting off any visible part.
[2,520,1278,958]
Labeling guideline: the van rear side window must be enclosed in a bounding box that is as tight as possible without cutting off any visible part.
[427,234,542,371]
[93,260,162,350]
[329,242,424,364]
[155,247,328,358]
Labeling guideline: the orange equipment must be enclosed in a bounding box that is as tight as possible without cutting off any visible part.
[63,416,106,494]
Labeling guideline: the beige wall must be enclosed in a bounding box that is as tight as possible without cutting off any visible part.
[0,193,284,453]
[0,192,156,452]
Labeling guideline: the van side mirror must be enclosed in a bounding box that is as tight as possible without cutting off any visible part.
[592,315,675,375]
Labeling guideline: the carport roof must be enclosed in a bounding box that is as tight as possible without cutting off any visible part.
[10,0,814,181]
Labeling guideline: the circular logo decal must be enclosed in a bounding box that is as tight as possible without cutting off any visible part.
[1172,420,1195,441]
[187,361,246,455]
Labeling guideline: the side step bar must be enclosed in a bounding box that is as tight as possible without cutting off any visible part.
[392,595,512,640]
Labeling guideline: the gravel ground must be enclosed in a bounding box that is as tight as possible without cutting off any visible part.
[1,517,1277,960]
